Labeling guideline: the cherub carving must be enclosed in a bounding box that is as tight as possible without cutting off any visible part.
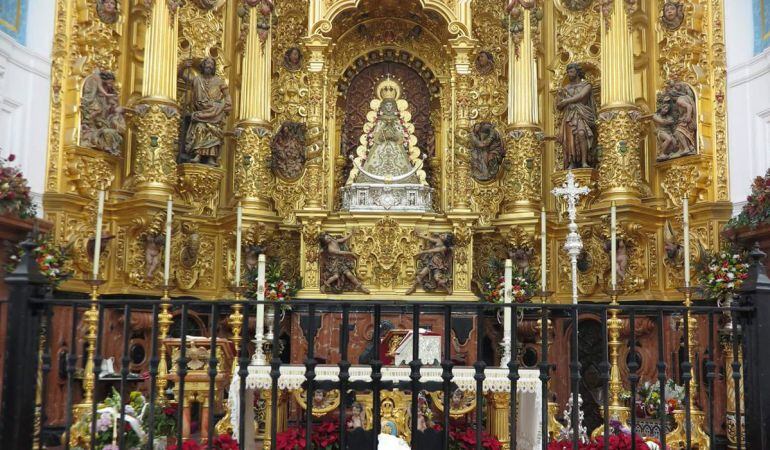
[661,1,685,30]
[508,246,535,273]
[271,122,307,180]
[319,233,370,294]
[244,244,264,272]
[474,51,495,76]
[96,0,119,24]
[283,47,303,72]
[603,239,629,282]
[470,122,506,182]
[663,220,683,265]
[144,234,165,279]
[349,402,366,430]
[406,232,454,295]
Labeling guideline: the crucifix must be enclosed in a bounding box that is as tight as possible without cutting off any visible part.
[552,171,590,305]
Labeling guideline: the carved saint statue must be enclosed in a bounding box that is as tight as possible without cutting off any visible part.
[271,122,307,180]
[80,70,126,155]
[469,122,506,182]
[96,0,119,24]
[178,57,232,166]
[181,231,201,269]
[508,246,535,274]
[406,232,454,295]
[144,234,165,279]
[652,81,696,161]
[319,232,370,294]
[661,1,685,30]
[556,63,597,169]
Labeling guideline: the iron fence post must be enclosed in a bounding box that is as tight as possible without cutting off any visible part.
[738,244,770,449]
[0,239,49,449]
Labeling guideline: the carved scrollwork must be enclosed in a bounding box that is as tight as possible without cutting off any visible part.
[353,218,418,290]
[597,108,647,195]
[176,163,224,216]
[65,153,115,198]
[129,103,180,187]
[126,211,169,289]
[172,222,215,291]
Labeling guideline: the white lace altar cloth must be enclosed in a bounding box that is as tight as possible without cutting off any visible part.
[230,365,542,449]
[394,332,442,366]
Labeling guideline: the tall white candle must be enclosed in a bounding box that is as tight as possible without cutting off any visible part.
[163,195,173,285]
[611,202,617,290]
[504,259,513,339]
[235,202,243,287]
[256,254,266,339]
[92,190,105,280]
[541,208,547,291]
[683,197,690,287]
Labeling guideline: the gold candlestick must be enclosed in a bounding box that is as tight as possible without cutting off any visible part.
[605,289,630,424]
[69,279,103,448]
[156,285,174,401]
[667,286,710,450]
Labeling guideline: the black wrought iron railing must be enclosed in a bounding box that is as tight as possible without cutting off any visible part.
[2,246,770,450]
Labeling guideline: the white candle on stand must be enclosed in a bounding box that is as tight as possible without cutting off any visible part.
[683,197,690,287]
[256,254,266,338]
[92,190,105,280]
[163,195,173,285]
[611,202,617,290]
[541,208,547,292]
[234,202,243,287]
[504,259,513,339]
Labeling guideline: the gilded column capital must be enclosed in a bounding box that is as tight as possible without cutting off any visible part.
[596,107,646,204]
[130,102,180,198]
[303,34,332,73]
[449,36,478,75]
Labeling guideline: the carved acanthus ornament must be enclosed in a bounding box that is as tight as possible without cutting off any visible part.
[176,164,224,216]
[503,129,544,207]
[234,126,273,206]
[65,154,115,199]
[353,219,419,290]
[300,220,323,292]
[130,103,181,189]
[596,108,647,200]
[451,221,474,294]
[660,163,707,208]
[177,0,225,64]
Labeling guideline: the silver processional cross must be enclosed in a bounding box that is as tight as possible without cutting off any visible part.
[552,171,590,305]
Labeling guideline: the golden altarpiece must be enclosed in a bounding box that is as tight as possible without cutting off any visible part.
[40,0,736,448]
[44,0,731,302]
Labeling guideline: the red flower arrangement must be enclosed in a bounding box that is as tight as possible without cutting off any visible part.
[0,153,36,219]
[275,419,339,450]
[5,234,72,287]
[167,434,238,450]
[726,168,770,230]
[432,422,503,450]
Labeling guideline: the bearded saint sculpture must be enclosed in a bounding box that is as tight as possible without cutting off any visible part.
[80,70,126,155]
[178,57,232,166]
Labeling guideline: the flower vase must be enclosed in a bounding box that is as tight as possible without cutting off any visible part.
[265,304,275,342]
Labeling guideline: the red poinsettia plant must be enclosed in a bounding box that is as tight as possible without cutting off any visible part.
[275,419,340,450]
[432,422,503,450]
[726,168,770,230]
[549,420,653,450]
[167,434,238,450]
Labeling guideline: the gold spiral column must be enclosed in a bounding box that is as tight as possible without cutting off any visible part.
[233,5,274,214]
[132,1,180,200]
[596,1,644,205]
[499,6,543,226]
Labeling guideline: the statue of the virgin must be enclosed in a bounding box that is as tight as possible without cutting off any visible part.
[341,78,432,212]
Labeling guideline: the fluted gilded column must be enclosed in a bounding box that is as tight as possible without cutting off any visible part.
[597,0,644,204]
[233,5,273,212]
[500,6,543,222]
[303,35,331,211]
[132,1,180,199]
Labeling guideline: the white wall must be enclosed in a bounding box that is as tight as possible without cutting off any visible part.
[726,2,770,215]
[0,0,55,216]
